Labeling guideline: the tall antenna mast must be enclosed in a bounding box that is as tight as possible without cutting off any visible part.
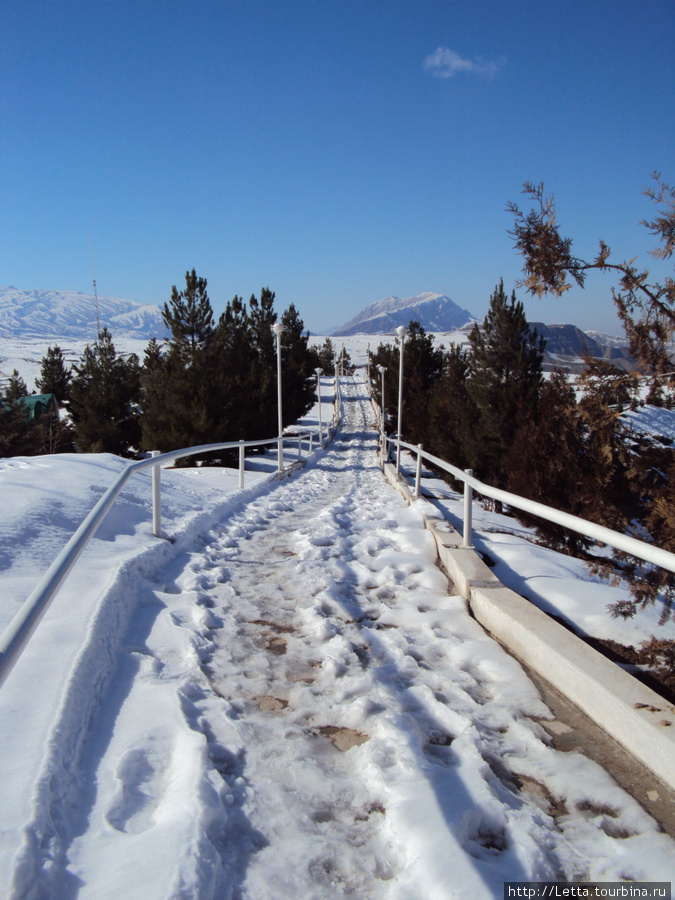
[89,233,101,338]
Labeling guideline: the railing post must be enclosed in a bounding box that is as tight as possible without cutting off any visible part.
[309,432,314,453]
[298,436,302,460]
[463,468,473,548]
[151,450,161,538]
[239,440,245,490]
[415,444,423,498]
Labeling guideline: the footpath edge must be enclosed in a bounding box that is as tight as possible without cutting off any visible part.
[382,461,675,793]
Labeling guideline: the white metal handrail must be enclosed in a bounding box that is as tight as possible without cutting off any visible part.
[386,436,675,577]
[0,419,339,690]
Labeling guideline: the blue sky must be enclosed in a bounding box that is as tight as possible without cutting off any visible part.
[2,0,673,335]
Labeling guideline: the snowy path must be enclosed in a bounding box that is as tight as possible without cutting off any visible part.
[7,378,675,898]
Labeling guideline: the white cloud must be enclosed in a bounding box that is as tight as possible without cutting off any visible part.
[423,47,504,79]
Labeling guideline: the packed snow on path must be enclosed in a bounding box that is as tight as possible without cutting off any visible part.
[2,377,675,899]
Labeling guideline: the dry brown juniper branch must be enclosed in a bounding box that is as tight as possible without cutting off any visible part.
[507,175,675,377]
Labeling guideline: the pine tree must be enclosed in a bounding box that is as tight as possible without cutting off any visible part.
[36,346,72,402]
[368,321,444,448]
[0,403,37,457]
[575,366,639,535]
[68,328,141,455]
[280,303,316,427]
[0,370,37,457]
[466,280,544,486]
[209,294,257,443]
[142,279,322,459]
[507,372,588,552]
[335,344,353,375]
[317,338,335,374]
[248,287,279,439]
[400,322,444,447]
[0,369,45,456]
[162,269,214,357]
[369,340,403,434]
[147,270,216,457]
[428,345,476,473]
[5,370,29,402]
[140,338,173,451]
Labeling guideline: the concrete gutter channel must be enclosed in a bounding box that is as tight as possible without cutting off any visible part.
[382,461,675,834]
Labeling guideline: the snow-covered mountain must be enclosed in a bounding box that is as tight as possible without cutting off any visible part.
[332,292,476,336]
[0,287,168,340]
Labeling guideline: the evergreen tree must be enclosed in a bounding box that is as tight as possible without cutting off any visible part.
[0,371,36,457]
[1,367,72,457]
[209,294,257,443]
[247,287,279,439]
[142,278,320,459]
[428,345,476,473]
[507,372,588,552]
[162,268,214,357]
[68,328,141,455]
[0,403,37,457]
[280,303,316,427]
[5,370,28,402]
[368,321,444,447]
[317,338,335,374]
[335,344,353,375]
[400,322,444,447]
[140,338,175,451]
[574,364,640,535]
[146,270,216,457]
[466,280,544,486]
[36,346,72,402]
[369,340,402,433]
[507,362,647,555]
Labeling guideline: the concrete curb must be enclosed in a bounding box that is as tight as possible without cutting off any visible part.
[382,462,675,791]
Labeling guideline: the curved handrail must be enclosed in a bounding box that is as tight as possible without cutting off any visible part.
[0,423,334,690]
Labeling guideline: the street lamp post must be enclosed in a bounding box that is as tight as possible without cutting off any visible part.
[396,324,408,472]
[378,365,387,463]
[315,366,323,446]
[378,365,387,434]
[272,322,286,472]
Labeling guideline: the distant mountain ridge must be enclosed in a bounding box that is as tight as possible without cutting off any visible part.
[332,292,476,336]
[0,287,168,340]
[530,323,635,372]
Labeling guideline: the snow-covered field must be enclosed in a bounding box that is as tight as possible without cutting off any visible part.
[2,374,675,898]
[0,333,477,393]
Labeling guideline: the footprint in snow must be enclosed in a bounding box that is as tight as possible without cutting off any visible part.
[105,747,163,835]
